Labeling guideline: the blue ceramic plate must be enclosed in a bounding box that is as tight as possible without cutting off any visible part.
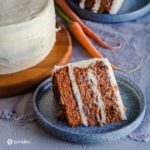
[67,0,150,23]
[33,74,145,144]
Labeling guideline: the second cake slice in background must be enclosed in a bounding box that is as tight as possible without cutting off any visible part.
[79,0,125,14]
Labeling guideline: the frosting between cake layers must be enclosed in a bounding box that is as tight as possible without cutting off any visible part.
[0,0,56,75]
[92,0,101,13]
[55,58,127,124]
[110,0,125,14]
[87,69,106,124]
[79,0,86,9]
[68,64,88,126]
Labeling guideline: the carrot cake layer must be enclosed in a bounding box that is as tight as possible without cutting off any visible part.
[52,58,127,127]
[53,67,82,127]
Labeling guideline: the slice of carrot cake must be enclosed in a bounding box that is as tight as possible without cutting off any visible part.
[52,58,127,127]
[79,0,125,14]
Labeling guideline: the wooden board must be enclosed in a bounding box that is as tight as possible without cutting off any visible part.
[0,24,72,98]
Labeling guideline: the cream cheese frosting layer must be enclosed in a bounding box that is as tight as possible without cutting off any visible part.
[68,64,88,126]
[0,0,56,75]
[0,0,48,26]
[79,0,86,9]
[110,0,125,14]
[87,69,106,124]
[92,0,101,13]
[55,58,127,123]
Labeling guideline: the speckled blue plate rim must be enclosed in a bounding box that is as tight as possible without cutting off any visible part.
[66,0,150,23]
[33,74,146,144]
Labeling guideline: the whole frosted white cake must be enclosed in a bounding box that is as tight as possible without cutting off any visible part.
[0,0,56,75]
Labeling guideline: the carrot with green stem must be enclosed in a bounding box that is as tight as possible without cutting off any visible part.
[56,6,103,58]
[56,6,118,69]
[55,0,121,50]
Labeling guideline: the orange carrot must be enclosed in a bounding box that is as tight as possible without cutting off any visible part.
[55,0,121,50]
[55,6,121,70]
[56,6,143,73]
[69,22,121,70]
[69,22,104,58]
[56,6,104,58]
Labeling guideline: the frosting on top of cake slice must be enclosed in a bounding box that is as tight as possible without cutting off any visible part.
[54,58,127,123]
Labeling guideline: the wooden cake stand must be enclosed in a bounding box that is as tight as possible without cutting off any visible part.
[0,24,72,98]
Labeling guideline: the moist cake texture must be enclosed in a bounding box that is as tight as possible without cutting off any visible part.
[52,58,127,127]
